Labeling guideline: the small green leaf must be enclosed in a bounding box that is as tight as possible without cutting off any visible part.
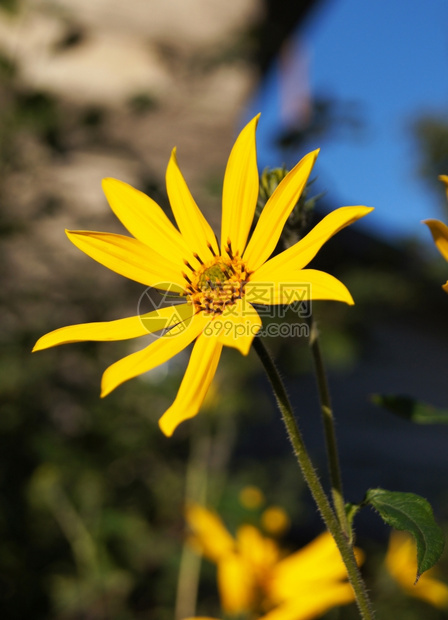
[365,488,445,579]
[371,393,448,424]
[345,502,361,526]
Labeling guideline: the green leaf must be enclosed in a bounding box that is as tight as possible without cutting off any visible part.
[345,502,361,526]
[371,393,448,424]
[365,488,445,579]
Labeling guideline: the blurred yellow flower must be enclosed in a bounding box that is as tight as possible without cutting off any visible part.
[186,503,363,619]
[385,531,448,609]
[239,486,265,510]
[261,506,290,536]
[423,175,448,293]
[33,115,372,436]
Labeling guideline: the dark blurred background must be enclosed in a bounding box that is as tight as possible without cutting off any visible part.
[1,0,448,618]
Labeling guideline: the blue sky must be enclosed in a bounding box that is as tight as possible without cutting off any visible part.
[247,0,448,244]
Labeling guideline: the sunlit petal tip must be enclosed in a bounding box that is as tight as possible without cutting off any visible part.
[353,205,374,214]
[249,112,261,129]
[158,416,174,437]
[300,147,320,170]
[101,176,116,190]
[423,219,448,262]
[309,147,320,160]
[334,283,354,305]
[336,205,374,229]
[158,336,223,436]
[100,374,115,398]
[65,228,87,243]
[101,177,127,200]
[32,337,46,353]
[64,228,84,245]
[422,218,447,229]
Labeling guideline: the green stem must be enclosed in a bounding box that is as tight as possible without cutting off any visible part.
[252,337,375,620]
[174,418,210,620]
[308,316,351,538]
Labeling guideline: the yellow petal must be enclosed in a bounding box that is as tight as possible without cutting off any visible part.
[246,269,354,305]
[166,148,219,261]
[185,503,235,562]
[271,532,362,601]
[66,230,186,290]
[386,532,448,609]
[253,206,374,280]
[236,524,279,573]
[423,219,448,262]
[101,311,209,397]
[102,178,192,267]
[218,552,255,614]
[261,582,355,620]
[243,150,319,272]
[261,506,290,536]
[158,332,223,436]
[32,304,194,351]
[239,485,265,510]
[221,115,260,256]
[439,174,448,199]
[208,298,262,355]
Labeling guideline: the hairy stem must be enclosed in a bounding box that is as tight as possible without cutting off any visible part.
[253,337,375,620]
[308,316,351,538]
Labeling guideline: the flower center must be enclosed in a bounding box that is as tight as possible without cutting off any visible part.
[183,250,249,315]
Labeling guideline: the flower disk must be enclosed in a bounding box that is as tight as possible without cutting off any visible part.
[185,243,250,316]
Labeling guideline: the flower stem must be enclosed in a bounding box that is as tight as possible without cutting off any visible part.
[174,420,210,620]
[307,316,351,539]
[252,337,375,620]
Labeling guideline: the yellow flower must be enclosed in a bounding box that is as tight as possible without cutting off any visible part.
[186,503,364,620]
[33,115,372,436]
[239,486,265,510]
[261,506,290,536]
[385,531,448,609]
[423,175,448,293]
